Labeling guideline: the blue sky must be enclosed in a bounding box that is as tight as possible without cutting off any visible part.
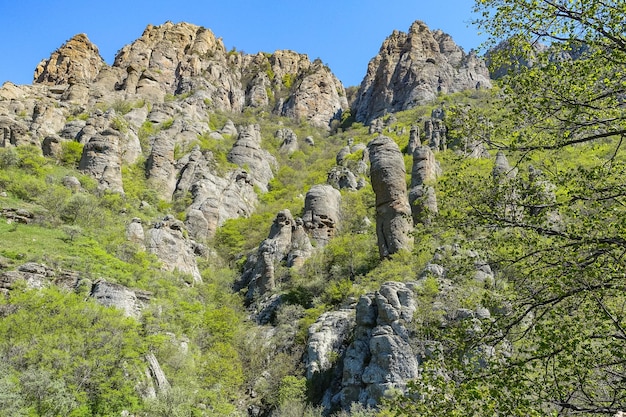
[0,0,483,87]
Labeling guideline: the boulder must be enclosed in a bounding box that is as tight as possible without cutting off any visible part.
[89,280,144,319]
[176,148,258,240]
[276,128,298,154]
[339,282,418,408]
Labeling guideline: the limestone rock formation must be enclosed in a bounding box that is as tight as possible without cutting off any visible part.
[340,282,419,408]
[237,209,313,302]
[238,184,341,303]
[279,59,349,128]
[0,262,54,290]
[409,145,441,225]
[424,108,447,151]
[227,124,277,192]
[175,147,258,241]
[34,34,105,86]
[329,141,369,191]
[302,184,342,246]
[89,280,146,319]
[368,136,413,257]
[31,22,347,128]
[276,128,298,154]
[145,215,202,283]
[353,20,492,124]
[126,217,146,248]
[306,310,355,379]
[78,128,124,193]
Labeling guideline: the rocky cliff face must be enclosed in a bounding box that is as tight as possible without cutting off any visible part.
[34,33,105,86]
[32,22,347,129]
[353,20,492,124]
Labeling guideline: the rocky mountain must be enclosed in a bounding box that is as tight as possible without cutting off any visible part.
[0,18,513,417]
[352,20,492,124]
[32,22,348,129]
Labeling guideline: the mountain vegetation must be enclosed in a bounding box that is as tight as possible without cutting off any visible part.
[1,1,625,416]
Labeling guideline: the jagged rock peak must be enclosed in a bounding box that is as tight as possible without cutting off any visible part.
[34,33,105,85]
[353,20,492,124]
[113,21,225,92]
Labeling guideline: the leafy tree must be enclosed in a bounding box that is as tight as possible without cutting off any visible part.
[423,1,626,415]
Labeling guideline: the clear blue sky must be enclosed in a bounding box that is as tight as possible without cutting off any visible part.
[0,0,483,87]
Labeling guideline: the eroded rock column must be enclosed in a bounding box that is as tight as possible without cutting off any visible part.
[368,135,413,258]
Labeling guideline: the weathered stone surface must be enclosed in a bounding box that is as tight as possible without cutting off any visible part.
[126,217,145,248]
[34,33,105,86]
[327,166,359,191]
[90,280,143,318]
[145,131,177,200]
[493,151,517,179]
[145,352,171,394]
[238,209,295,301]
[62,175,82,191]
[227,124,277,192]
[0,262,54,290]
[145,215,202,283]
[424,115,447,151]
[279,59,348,129]
[78,129,124,193]
[368,136,413,257]
[407,125,421,155]
[409,145,441,225]
[176,148,258,240]
[339,282,418,408]
[306,309,355,379]
[353,20,492,124]
[276,128,298,154]
[302,184,342,246]
[0,116,34,147]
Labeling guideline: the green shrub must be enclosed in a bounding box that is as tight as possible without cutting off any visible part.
[59,141,84,167]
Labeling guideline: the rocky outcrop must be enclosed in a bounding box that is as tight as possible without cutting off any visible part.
[78,128,124,193]
[409,145,441,225]
[0,264,151,318]
[276,128,298,154]
[89,280,148,319]
[424,108,447,151]
[0,262,54,290]
[126,217,146,248]
[340,282,418,408]
[368,136,413,257]
[302,184,342,246]
[31,22,347,128]
[238,184,341,303]
[34,34,105,86]
[227,124,276,192]
[145,215,202,283]
[176,148,258,241]
[279,59,348,128]
[329,141,368,191]
[237,209,313,303]
[353,20,492,124]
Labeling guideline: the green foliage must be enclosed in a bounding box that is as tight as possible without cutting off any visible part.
[59,141,84,167]
[110,115,129,133]
[282,73,295,89]
[0,287,146,416]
